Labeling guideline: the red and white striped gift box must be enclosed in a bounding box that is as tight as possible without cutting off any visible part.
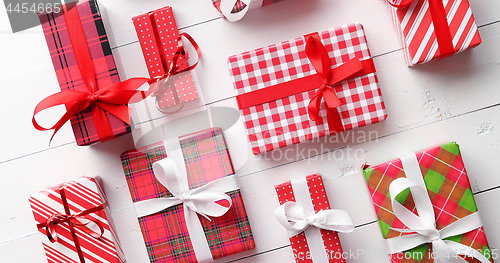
[275,174,346,263]
[29,177,125,263]
[388,0,481,66]
[229,23,387,155]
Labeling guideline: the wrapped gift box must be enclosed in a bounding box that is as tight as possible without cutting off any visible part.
[29,176,125,263]
[229,23,387,155]
[275,174,347,263]
[132,6,199,112]
[387,0,481,66]
[212,0,284,21]
[38,0,130,145]
[363,142,493,262]
[120,128,255,262]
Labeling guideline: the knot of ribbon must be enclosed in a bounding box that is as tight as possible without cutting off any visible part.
[133,157,240,262]
[385,153,490,263]
[304,33,368,132]
[386,0,455,58]
[275,201,354,237]
[219,0,263,22]
[37,206,105,244]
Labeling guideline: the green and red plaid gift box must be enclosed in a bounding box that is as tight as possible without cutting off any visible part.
[363,142,493,263]
[120,128,255,263]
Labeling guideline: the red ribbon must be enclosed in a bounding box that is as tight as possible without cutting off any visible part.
[33,3,201,143]
[37,184,105,263]
[387,0,454,58]
[236,33,376,133]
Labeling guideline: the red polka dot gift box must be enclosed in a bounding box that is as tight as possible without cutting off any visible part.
[275,174,354,263]
[132,6,200,118]
[228,23,387,155]
[363,142,494,263]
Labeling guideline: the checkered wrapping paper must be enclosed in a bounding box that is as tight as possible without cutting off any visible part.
[38,0,129,146]
[388,0,481,66]
[228,23,387,155]
[29,177,125,263]
[275,174,346,263]
[212,0,283,15]
[120,128,255,262]
[363,142,493,263]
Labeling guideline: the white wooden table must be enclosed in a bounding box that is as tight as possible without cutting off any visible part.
[1,0,500,262]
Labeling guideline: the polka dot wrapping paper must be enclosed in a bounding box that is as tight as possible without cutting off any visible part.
[275,174,347,263]
[132,6,199,112]
[363,142,494,263]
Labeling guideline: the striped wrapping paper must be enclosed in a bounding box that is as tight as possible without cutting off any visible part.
[120,128,255,262]
[132,6,199,112]
[38,0,129,145]
[29,176,125,263]
[275,174,346,263]
[388,0,481,66]
[363,142,493,263]
[228,23,387,155]
[212,0,284,18]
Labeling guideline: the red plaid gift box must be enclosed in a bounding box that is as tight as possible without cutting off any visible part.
[132,6,199,113]
[229,23,387,155]
[212,0,284,22]
[120,128,255,263]
[37,0,132,145]
[275,174,354,263]
[363,142,493,263]
[29,176,125,263]
[387,0,481,66]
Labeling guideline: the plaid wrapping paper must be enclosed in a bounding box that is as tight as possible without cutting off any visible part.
[388,0,481,66]
[38,0,129,146]
[29,176,125,263]
[275,174,345,263]
[120,128,255,262]
[212,0,284,16]
[363,142,493,263]
[228,23,387,155]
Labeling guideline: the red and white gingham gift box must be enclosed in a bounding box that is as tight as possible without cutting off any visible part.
[29,176,125,263]
[132,6,199,117]
[387,0,481,66]
[229,23,387,155]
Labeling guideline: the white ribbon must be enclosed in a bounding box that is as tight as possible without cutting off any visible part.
[274,177,354,261]
[219,0,263,22]
[385,153,489,263]
[134,156,239,262]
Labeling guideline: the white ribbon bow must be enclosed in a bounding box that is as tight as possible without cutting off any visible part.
[219,0,263,22]
[275,201,354,237]
[134,157,239,262]
[385,153,490,263]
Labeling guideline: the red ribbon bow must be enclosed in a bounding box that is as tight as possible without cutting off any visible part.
[36,183,106,263]
[38,206,105,243]
[33,3,201,144]
[386,0,454,58]
[304,33,367,132]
